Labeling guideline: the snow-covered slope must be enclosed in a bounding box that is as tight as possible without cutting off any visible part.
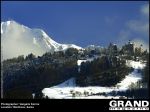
[116,60,145,90]
[1,21,82,60]
[42,60,146,99]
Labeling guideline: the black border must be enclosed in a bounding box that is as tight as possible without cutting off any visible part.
[1,0,150,112]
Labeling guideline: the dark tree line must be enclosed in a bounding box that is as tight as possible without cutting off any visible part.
[76,56,133,86]
[3,48,79,99]
[2,42,149,99]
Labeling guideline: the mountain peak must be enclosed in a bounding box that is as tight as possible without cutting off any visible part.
[2,20,19,26]
[1,20,82,60]
[1,20,29,34]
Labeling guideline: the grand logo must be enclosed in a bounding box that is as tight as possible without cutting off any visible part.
[109,100,149,110]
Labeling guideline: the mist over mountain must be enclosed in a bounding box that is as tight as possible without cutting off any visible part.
[1,21,82,60]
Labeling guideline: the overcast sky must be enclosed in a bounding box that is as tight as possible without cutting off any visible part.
[1,1,149,49]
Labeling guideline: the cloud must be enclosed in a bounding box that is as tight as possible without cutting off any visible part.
[127,4,149,36]
[118,3,149,51]
[127,20,149,35]
[1,21,47,60]
[141,4,149,17]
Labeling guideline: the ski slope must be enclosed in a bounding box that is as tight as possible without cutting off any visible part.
[42,60,146,99]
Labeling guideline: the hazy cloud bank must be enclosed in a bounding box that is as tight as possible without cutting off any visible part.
[118,3,149,51]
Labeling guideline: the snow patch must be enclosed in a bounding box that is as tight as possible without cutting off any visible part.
[77,60,87,66]
[126,60,145,69]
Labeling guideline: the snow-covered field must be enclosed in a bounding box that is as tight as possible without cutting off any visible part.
[42,60,146,99]
[116,60,145,90]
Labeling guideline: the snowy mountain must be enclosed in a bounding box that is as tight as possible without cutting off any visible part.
[1,21,82,60]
